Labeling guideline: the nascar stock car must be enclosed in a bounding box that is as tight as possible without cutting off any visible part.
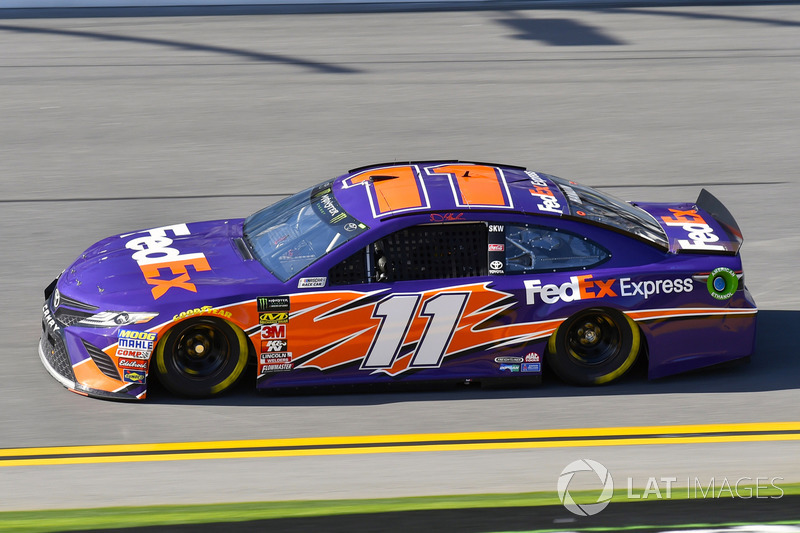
[39,161,757,400]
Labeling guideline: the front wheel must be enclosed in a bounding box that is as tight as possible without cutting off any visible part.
[154,317,249,398]
[547,308,640,386]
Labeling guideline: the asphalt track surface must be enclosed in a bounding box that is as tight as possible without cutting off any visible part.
[1,2,799,523]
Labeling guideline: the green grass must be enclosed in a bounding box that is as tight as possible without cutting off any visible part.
[2,484,798,532]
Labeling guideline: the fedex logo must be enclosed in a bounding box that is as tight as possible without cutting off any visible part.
[525,275,616,304]
[661,209,725,251]
[123,224,211,299]
[525,171,562,214]
[261,325,287,339]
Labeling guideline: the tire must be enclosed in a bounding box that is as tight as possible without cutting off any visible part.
[547,307,640,386]
[154,317,249,398]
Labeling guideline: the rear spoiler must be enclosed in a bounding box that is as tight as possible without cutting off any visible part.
[696,188,744,253]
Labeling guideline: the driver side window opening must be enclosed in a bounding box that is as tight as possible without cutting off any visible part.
[329,223,488,285]
[504,224,609,273]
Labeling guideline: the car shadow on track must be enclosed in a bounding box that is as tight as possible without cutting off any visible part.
[145,309,798,406]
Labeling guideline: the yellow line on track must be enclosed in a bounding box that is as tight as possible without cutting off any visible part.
[1,422,798,467]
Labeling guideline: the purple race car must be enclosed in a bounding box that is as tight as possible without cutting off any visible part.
[39,161,757,400]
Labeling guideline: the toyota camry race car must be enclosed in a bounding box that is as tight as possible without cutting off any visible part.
[39,161,757,400]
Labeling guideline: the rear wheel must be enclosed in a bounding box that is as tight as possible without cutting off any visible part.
[547,308,640,386]
[154,317,248,398]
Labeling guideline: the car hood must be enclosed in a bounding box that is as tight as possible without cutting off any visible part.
[57,219,274,309]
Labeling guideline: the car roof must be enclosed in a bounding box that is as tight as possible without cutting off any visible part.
[330,161,569,226]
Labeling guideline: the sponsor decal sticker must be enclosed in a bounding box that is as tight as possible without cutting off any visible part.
[123,224,212,299]
[123,369,146,383]
[261,339,288,352]
[525,352,540,362]
[116,329,156,360]
[525,275,693,304]
[521,362,541,372]
[499,363,520,372]
[488,244,505,252]
[260,352,292,365]
[257,296,290,312]
[118,359,148,370]
[173,305,232,321]
[298,277,326,288]
[260,362,293,373]
[261,324,287,339]
[495,356,523,363]
[707,267,738,300]
[260,312,289,325]
[525,171,562,214]
[660,209,725,251]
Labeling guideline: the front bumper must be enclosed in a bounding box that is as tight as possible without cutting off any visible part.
[39,301,147,401]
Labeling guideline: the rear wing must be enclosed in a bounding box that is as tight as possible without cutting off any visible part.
[696,189,743,254]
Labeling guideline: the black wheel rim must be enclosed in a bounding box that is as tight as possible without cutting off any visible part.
[565,312,621,366]
[173,323,230,378]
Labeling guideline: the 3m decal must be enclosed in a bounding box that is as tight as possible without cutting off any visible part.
[427,165,514,209]
[261,325,287,339]
[660,209,725,250]
[123,224,211,299]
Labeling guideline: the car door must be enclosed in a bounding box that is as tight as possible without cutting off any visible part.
[260,219,496,388]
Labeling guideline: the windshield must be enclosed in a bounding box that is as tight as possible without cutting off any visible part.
[546,175,668,248]
[243,182,368,281]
